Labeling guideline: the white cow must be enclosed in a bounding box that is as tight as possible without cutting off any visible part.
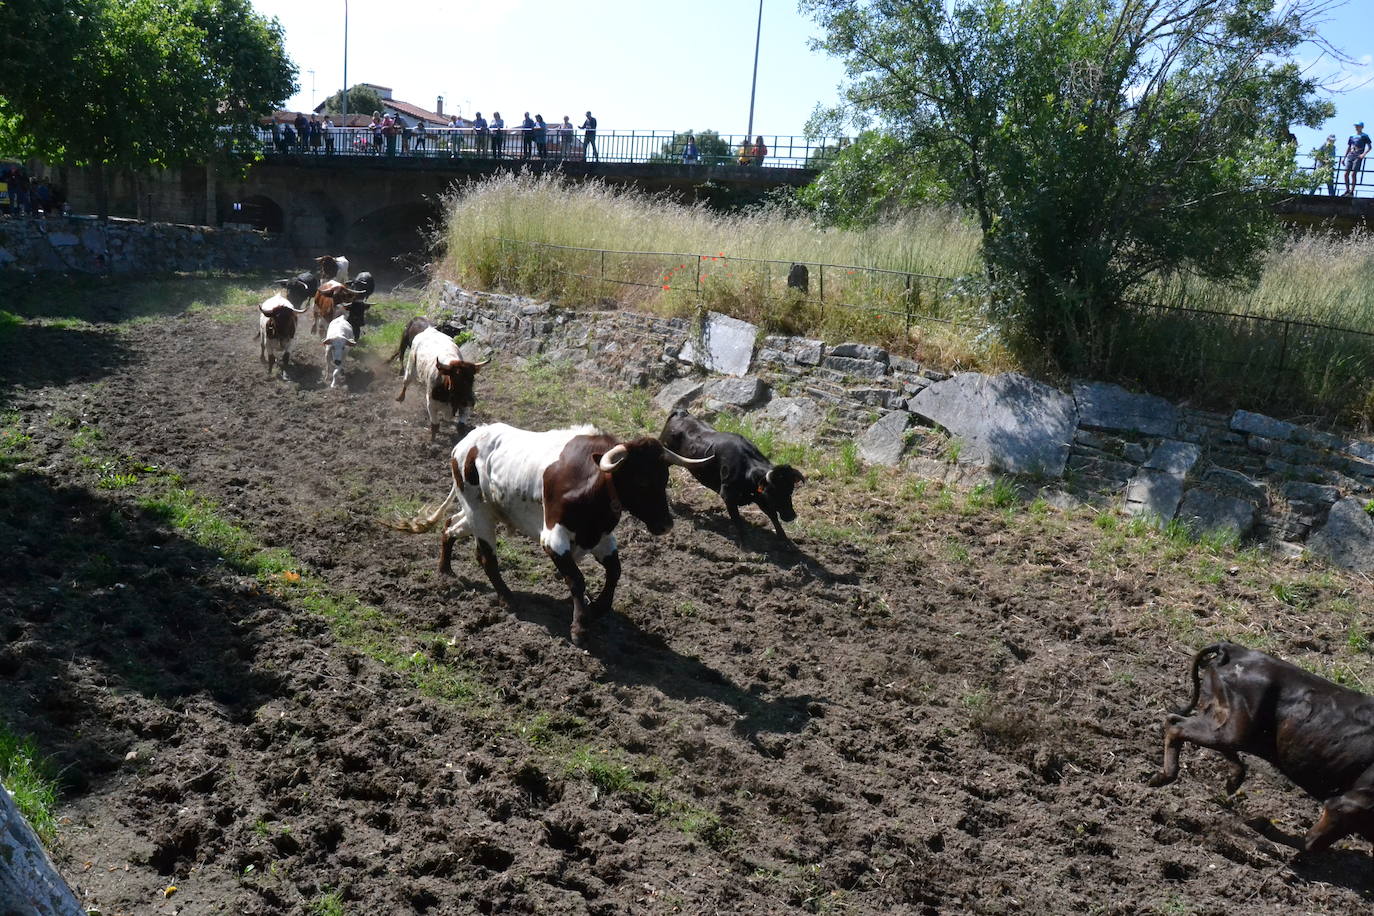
[321,314,357,388]
[391,423,710,646]
[255,277,312,380]
[396,327,488,439]
[315,254,350,284]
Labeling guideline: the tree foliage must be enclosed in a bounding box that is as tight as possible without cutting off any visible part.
[0,0,294,211]
[798,131,944,226]
[803,0,1337,369]
[319,85,386,118]
[651,129,734,165]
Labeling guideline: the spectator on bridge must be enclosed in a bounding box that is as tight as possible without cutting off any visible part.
[383,113,398,157]
[370,112,384,154]
[1314,134,1337,196]
[491,112,505,159]
[399,114,413,153]
[294,112,309,149]
[533,114,548,159]
[581,111,598,161]
[737,137,754,165]
[682,133,699,164]
[1343,121,1370,196]
[520,112,536,159]
[323,116,336,155]
[280,121,298,154]
[559,116,574,160]
[471,112,487,156]
[415,118,427,154]
[753,136,767,166]
[309,116,322,154]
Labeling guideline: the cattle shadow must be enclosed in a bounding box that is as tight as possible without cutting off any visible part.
[498,589,821,739]
[1244,817,1374,896]
[669,500,857,585]
[0,471,283,797]
[0,323,135,393]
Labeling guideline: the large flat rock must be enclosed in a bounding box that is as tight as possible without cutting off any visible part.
[1072,380,1177,436]
[755,396,826,443]
[909,372,1077,476]
[858,410,914,466]
[1176,488,1258,541]
[1124,468,1185,522]
[1307,498,1374,572]
[678,311,756,377]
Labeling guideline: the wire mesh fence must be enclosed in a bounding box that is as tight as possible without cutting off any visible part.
[483,236,1374,422]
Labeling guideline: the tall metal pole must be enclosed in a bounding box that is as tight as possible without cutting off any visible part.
[745,0,763,139]
[341,0,349,117]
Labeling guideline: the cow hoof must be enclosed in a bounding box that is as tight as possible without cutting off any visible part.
[1147,772,1176,788]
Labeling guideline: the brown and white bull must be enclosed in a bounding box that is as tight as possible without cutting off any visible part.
[310,272,372,338]
[396,327,488,439]
[256,277,313,379]
[315,254,350,284]
[392,424,712,646]
[1150,642,1374,852]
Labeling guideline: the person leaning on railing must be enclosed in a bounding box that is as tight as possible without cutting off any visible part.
[1343,121,1370,196]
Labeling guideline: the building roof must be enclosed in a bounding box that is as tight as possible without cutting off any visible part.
[306,94,467,128]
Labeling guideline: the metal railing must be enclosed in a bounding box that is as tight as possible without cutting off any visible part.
[1295,153,1372,198]
[491,237,985,337]
[248,126,844,169]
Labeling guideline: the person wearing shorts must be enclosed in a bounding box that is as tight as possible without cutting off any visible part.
[1342,121,1370,196]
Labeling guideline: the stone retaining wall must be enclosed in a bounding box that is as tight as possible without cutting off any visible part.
[0,215,272,275]
[437,284,1374,571]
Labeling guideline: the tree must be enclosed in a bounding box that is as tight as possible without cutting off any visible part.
[798,131,944,226]
[319,85,386,118]
[0,0,295,217]
[803,0,1337,370]
[650,129,735,165]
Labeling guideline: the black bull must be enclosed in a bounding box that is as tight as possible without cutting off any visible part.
[1150,642,1374,851]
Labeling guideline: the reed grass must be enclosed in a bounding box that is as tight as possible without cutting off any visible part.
[432,172,1374,424]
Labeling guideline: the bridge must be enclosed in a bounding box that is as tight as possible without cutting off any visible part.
[51,136,1373,254]
[57,129,834,254]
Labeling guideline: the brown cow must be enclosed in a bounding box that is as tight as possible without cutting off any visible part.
[1150,642,1374,852]
[389,423,712,646]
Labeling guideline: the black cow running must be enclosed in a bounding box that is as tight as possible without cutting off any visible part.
[1150,642,1374,852]
[660,408,805,542]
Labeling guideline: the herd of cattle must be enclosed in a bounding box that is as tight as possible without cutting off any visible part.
[251,263,1374,861]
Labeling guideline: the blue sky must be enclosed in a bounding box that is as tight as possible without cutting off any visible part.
[249,0,847,139]
[251,0,1371,153]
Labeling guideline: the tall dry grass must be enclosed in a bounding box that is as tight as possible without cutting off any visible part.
[432,172,1374,423]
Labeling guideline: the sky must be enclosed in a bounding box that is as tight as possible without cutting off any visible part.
[250,0,1373,154]
[248,0,848,140]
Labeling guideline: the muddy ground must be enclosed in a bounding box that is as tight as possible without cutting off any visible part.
[4,273,1374,915]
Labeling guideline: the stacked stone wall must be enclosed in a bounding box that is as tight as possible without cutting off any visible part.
[443,284,1374,570]
[0,215,271,275]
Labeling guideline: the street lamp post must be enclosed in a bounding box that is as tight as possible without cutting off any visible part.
[745,0,763,141]
[341,0,349,117]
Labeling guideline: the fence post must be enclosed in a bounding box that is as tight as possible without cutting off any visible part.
[904,274,914,336]
[695,254,702,301]
[1272,318,1292,401]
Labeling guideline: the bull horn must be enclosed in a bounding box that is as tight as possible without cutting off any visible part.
[599,444,629,471]
[260,303,274,316]
[472,356,491,368]
[663,447,715,468]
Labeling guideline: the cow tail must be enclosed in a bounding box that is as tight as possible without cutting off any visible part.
[380,482,459,532]
[387,337,407,364]
[1174,643,1228,716]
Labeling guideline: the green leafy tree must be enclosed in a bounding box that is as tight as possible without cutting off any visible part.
[798,131,944,226]
[320,85,386,118]
[0,0,295,217]
[803,0,1337,369]
[650,129,735,165]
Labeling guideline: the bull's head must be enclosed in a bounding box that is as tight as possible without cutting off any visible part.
[598,438,713,535]
[433,356,490,412]
[758,465,806,522]
[260,303,298,339]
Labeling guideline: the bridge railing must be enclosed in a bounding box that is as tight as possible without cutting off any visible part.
[248,127,845,169]
[1295,154,1373,198]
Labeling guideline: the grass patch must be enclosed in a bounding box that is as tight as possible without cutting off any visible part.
[0,726,60,845]
[310,890,347,916]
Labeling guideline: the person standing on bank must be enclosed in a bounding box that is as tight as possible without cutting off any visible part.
[1343,121,1371,196]
[581,111,598,161]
